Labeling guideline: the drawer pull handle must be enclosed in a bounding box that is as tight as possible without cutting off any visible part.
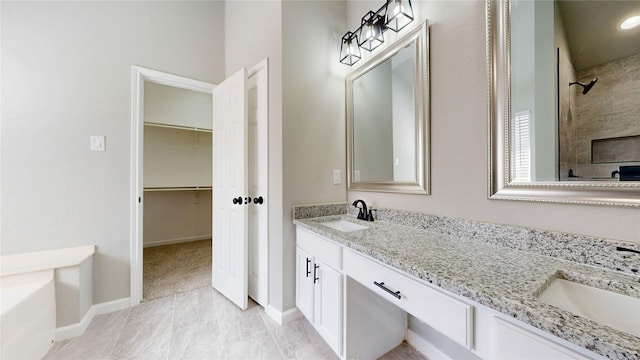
[374,281,401,299]
[305,258,311,277]
[314,264,320,284]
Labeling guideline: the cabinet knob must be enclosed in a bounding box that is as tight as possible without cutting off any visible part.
[253,196,264,205]
[232,196,243,204]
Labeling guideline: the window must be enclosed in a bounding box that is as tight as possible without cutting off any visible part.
[512,110,531,182]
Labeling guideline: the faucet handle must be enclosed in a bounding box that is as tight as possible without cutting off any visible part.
[367,208,377,222]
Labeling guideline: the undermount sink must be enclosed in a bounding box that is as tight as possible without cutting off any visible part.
[321,219,368,232]
[538,277,640,337]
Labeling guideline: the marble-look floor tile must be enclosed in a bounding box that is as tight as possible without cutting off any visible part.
[43,309,131,360]
[262,315,335,360]
[168,324,223,360]
[226,329,283,360]
[43,287,424,360]
[109,313,172,359]
[172,287,218,333]
[127,295,175,324]
[379,342,428,360]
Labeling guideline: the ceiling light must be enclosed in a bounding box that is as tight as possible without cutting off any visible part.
[620,15,640,30]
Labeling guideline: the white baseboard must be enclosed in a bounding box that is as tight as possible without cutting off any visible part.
[93,297,131,315]
[265,305,303,325]
[406,329,452,360]
[143,235,211,248]
[55,297,130,341]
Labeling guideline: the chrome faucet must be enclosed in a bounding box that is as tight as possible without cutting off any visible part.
[352,199,374,221]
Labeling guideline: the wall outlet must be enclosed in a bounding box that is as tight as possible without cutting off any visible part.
[333,170,341,185]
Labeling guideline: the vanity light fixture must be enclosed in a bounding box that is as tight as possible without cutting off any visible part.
[358,11,385,52]
[620,15,640,30]
[386,0,414,32]
[340,31,362,66]
[339,0,414,65]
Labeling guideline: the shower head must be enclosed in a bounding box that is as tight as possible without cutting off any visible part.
[569,78,598,95]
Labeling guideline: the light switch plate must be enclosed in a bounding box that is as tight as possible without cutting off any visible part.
[90,135,105,152]
[333,170,341,185]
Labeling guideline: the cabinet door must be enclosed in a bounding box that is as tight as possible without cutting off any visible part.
[296,247,315,322]
[314,259,343,356]
[494,318,588,360]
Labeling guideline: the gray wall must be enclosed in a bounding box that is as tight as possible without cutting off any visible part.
[1,1,226,304]
[346,1,639,244]
[281,0,349,311]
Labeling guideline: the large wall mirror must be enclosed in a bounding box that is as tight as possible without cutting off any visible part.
[347,21,430,194]
[488,0,640,207]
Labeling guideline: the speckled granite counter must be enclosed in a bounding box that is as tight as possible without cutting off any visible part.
[293,213,640,359]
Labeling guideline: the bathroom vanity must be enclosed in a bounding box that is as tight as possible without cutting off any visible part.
[293,210,640,359]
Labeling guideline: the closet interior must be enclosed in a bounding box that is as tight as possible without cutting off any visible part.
[142,81,213,301]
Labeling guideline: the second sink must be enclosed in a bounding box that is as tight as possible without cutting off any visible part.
[538,277,640,337]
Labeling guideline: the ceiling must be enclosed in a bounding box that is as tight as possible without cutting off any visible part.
[558,0,640,71]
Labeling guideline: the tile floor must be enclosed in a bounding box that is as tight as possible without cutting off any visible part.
[44,286,427,360]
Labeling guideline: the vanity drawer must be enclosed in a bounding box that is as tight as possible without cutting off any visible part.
[296,228,342,270]
[343,249,473,349]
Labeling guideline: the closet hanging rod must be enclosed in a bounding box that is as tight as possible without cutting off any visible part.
[143,122,213,133]
[143,186,212,192]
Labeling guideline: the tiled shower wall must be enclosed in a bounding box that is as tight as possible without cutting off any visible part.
[573,52,640,179]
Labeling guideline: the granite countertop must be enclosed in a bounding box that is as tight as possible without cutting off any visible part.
[293,214,640,360]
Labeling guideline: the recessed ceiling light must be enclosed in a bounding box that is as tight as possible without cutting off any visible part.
[620,15,640,30]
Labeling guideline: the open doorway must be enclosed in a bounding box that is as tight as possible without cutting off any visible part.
[142,81,213,301]
[130,63,269,309]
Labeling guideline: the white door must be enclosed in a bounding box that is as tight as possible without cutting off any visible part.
[212,68,249,310]
[247,60,268,307]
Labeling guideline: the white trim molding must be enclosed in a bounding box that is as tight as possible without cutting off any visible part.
[130,65,216,307]
[265,305,303,325]
[55,297,130,341]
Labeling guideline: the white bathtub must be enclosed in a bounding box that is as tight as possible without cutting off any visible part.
[1,269,56,359]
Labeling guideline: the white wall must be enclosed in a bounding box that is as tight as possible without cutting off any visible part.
[143,190,212,247]
[281,1,349,311]
[1,1,225,304]
[144,81,213,130]
[346,0,639,244]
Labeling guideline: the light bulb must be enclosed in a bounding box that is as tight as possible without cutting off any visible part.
[620,15,640,30]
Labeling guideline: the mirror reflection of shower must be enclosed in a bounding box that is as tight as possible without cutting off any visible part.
[569,78,598,94]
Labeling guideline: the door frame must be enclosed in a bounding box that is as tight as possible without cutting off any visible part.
[130,66,215,306]
[130,63,269,307]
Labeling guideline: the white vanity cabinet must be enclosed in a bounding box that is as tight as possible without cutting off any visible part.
[343,249,473,350]
[295,228,343,356]
[294,224,604,360]
[493,318,590,360]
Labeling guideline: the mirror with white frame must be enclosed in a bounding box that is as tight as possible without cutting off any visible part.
[488,0,640,207]
[347,21,430,194]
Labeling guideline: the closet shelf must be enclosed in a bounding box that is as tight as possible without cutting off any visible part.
[144,186,212,192]
[144,122,212,133]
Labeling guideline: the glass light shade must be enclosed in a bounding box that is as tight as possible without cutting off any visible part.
[340,32,361,66]
[385,0,414,32]
[358,11,385,52]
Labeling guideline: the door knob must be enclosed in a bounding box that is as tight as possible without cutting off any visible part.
[253,196,264,205]
[232,196,243,204]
